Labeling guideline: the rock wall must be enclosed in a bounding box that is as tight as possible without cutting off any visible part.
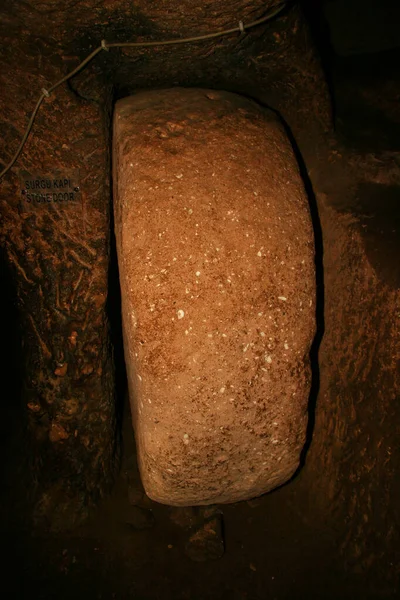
[0,30,116,529]
[298,159,400,589]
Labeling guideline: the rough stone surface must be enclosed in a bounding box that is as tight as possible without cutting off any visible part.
[113,88,316,505]
[0,30,116,530]
[184,509,225,562]
[299,179,400,583]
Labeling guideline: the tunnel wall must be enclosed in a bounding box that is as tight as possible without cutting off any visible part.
[0,31,116,529]
[299,183,400,588]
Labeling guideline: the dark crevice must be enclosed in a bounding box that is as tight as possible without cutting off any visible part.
[107,95,128,460]
[283,121,325,471]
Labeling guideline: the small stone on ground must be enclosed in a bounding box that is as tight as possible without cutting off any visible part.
[184,509,224,562]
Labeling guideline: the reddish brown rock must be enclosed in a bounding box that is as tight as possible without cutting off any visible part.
[113,88,316,505]
[0,33,116,529]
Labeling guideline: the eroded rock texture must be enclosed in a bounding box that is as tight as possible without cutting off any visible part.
[300,184,400,586]
[113,89,315,505]
[0,35,116,528]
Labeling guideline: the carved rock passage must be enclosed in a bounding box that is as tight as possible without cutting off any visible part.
[113,88,316,505]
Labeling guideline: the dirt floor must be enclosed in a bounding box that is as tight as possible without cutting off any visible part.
[1,46,399,599]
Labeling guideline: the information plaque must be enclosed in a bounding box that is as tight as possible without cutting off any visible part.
[19,170,81,211]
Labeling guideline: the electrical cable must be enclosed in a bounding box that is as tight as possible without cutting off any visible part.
[0,2,287,181]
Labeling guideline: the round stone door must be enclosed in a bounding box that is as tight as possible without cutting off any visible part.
[112,88,316,506]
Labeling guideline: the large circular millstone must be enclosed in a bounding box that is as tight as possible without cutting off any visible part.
[113,88,316,505]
